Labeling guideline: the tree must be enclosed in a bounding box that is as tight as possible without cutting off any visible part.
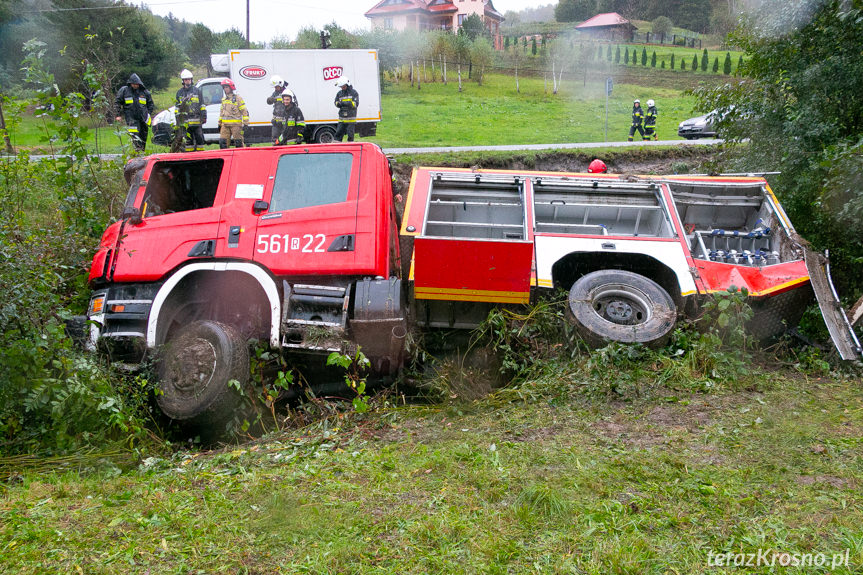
[641,46,647,65]
[670,52,675,69]
[633,48,638,64]
[187,23,215,69]
[606,44,612,60]
[469,37,493,85]
[531,37,537,56]
[700,48,708,71]
[723,51,732,74]
[691,54,698,71]
[652,16,673,38]
[460,13,488,41]
[505,36,510,50]
[651,51,657,67]
[615,45,620,63]
[624,47,629,64]
[213,28,249,53]
[681,58,686,70]
[555,0,596,23]
[712,56,719,73]
[661,60,665,68]
[694,0,863,293]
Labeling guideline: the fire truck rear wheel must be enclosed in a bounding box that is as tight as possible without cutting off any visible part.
[156,320,249,424]
[567,270,676,348]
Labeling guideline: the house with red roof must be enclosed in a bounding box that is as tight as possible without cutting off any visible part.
[575,12,636,41]
[365,0,504,48]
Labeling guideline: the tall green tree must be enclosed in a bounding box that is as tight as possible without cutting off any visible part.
[723,51,732,74]
[187,23,215,69]
[694,0,863,292]
[700,48,708,71]
[460,13,489,41]
[554,0,596,23]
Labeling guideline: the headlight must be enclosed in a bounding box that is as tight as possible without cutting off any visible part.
[88,294,105,315]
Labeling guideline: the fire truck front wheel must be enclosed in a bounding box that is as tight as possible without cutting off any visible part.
[567,270,676,348]
[156,320,249,425]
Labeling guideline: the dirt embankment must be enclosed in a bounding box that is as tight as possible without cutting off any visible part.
[391,147,721,191]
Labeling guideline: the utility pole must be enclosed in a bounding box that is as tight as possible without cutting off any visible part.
[246,0,250,48]
[604,77,613,143]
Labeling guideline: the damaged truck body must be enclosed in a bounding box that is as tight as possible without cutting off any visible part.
[85,144,862,426]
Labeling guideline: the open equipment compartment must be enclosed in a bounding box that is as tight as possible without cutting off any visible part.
[667,180,798,266]
[533,178,675,238]
[412,172,533,305]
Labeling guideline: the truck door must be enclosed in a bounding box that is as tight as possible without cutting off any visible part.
[214,150,274,260]
[111,157,228,282]
[197,80,226,141]
[253,147,361,278]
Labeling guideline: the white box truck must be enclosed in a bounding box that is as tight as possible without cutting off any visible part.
[152,49,381,146]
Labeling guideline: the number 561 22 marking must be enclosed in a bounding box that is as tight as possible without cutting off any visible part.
[256,233,326,254]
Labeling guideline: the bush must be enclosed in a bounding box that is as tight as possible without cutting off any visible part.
[624,48,629,64]
[712,56,719,73]
[606,44,612,60]
[682,58,686,70]
[723,52,732,74]
[641,46,647,65]
[701,48,709,71]
[615,45,620,63]
[661,60,665,68]
[671,53,676,69]
[692,54,698,71]
[652,16,673,38]
[651,51,657,67]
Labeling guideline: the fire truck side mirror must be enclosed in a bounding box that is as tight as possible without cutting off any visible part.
[122,206,142,225]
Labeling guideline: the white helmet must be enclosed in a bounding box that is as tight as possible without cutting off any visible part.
[180,69,193,80]
[271,75,286,87]
[647,99,655,107]
[280,89,296,101]
[336,77,350,87]
[633,99,640,104]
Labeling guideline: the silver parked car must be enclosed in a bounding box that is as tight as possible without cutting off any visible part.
[678,110,720,139]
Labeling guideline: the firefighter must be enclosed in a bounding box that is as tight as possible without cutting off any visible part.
[274,90,306,146]
[218,78,249,148]
[114,73,154,152]
[267,75,288,142]
[628,99,645,142]
[333,77,359,142]
[175,69,207,151]
[588,159,608,173]
[644,99,658,141]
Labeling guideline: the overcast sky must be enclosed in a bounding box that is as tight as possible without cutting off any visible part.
[139,0,552,44]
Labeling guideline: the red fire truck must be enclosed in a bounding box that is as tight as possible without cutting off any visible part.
[85,143,861,425]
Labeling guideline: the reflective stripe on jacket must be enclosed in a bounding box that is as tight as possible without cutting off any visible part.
[220,94,249,124]
[644,106,657,128]
[175,85,207,124]
[631,105,644,127]
[334,87,359,120]
[115,84,154,124]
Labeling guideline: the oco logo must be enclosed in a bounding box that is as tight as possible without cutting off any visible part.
[239,65,268,80]
[323,66,344,81]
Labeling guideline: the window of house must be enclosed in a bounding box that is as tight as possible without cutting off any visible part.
[384,17,394,29]
[270,153,353,212]
[458,14,465,25]
[142,159,224,217]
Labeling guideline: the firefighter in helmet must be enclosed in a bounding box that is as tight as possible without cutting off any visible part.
[628,99,645,142]
[218,78,249,148]
[643,99,658,141]
[115,73,154,152]
[334,77,359,142]
[267,75,288,142]
[274,90,306,146]
[588,159,608,173]
[175,69,207,151]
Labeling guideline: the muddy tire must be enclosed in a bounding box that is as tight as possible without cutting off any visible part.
[156,320,248,425]
[567,270,676,348]
[314,126,336,144]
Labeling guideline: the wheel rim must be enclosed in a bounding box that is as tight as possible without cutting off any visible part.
[318,130,335,143]
[167,337,217,396]
[588,286,652,326]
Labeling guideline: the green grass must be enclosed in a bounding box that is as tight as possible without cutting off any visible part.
[4,70,721,152]
[2,362,861,574]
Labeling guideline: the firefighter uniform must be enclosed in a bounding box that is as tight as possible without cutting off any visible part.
[644,104,658,140]
[175,84,207,151]
[275,100,306,145]
[628,102,645,141]
[267,85,287,141]
[219,92,249,148]
[115,73,154,151]
[334,84,359,142]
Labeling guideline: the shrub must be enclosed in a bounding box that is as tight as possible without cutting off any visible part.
[712,56,719,73]
[615,45,620,63]
[624,48,629,64]
[692,54,698,71]
[681,58,686,70]
[671,53,676,69]
[651,51,657,67]
[661,60,665,68]
[723,52,732,74]
[701,48,708,71]
[641,46,647,65]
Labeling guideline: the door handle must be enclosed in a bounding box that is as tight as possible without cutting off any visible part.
[253,200,269,214]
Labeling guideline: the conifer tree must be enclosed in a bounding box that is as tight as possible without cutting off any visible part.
[692,54,698,71]
[723,52,732,74]
[651,51,657,67]
[615,45,621,63]
[671,53,675,69]
[701,48,708,71]
[712,56,719,73]
[641,46,647,65]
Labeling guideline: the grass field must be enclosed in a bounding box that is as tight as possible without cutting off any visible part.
[1,361,860,574]
[3,69,717,153]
